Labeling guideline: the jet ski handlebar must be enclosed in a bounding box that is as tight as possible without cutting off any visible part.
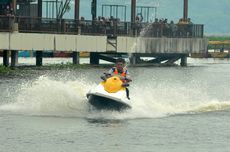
[103,73,112,77]
[120,77,132,82]
[102,73,132,82]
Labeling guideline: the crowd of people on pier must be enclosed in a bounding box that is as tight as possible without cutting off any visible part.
[78,16,123,35]
[141,18,194,37]
[0,3,16,31]
[0,4,199,38]
[77,14,195,37]
[0,4,14,16]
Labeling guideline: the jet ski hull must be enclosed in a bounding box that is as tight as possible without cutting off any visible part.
[87,93,131,111]
[86,76,131,111]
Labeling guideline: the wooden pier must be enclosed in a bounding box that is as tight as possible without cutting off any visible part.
[0,0,208,67]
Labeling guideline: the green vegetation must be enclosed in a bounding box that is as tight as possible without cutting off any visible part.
[207,36,230,50]
[0,65,11,73]
[207,36,230,41]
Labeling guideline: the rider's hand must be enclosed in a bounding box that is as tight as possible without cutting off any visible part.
[119,76,126,80]
[104,73,112,78]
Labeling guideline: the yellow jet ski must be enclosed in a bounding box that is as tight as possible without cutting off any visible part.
[86,76,131,111]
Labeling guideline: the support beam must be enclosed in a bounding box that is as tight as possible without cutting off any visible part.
[11,50,18,67]
[131,0,136,23]
[3,50,10,67]
[183,0,188,21]
[72,52,80,64]
[12,0,17,14]
[75,0,80,20]
[36,51,43,66]
[38,0,42,17]
[129,53,139,65]
[90,52,99,64]
[150,56,171,64]
[8,0,17,31]
[131,0,136,36]
[98,54,116,63]
[91,0,97,20]
[164,57,181,65]
[180,55,187,66]
[37,0,42,31]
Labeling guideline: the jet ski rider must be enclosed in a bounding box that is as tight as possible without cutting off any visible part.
[101,58,131,100]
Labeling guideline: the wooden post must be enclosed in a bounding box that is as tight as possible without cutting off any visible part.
[183,0,188,21]
[180,55,187,66]
[91,0,97,21]
[75,0,80,34]
[90,52,99,64]
[75,0,80,20]
[3,50,10,67]
[130,53,138,65]
[131,0,136,36]
[131,0,136,23]
[36,51,43,66]
[38,0,42,17]
[72,52,80,64]
[11,50,18,67]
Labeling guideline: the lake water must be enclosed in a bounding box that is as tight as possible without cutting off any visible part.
[0,58,230,152]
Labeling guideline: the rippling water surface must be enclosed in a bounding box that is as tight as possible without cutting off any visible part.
[0,58,230,152]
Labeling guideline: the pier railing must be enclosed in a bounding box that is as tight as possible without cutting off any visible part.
[0,15,204,38]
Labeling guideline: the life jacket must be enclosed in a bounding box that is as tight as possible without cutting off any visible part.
[113,67,127,77]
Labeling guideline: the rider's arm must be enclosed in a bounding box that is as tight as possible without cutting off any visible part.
[103,68,114,79]
[108,68,114,76]
[101,68,113,81]
[124,70,132,82]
